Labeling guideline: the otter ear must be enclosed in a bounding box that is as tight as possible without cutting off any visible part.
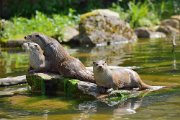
[34,44,38,48]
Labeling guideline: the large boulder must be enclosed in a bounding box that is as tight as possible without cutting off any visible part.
[71,9,137,46]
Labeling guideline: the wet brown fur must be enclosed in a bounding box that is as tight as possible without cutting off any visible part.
[24,33,95,83]
[93,60,152,90]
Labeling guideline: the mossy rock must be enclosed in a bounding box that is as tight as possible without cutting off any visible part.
[72,9,137,46]
[26,73,99,99]
[26,73,162,104]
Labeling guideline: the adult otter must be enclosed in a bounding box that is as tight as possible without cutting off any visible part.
[22,42,50,73]
[93,60,152,90]
[24,33,95,83]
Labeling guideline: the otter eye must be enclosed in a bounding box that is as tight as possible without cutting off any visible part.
[34,45,38,48]
[35,34,39,38]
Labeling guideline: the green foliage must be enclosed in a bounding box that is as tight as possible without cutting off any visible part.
[1,10,79,42]
[1,0,110,18]
[111,0,160,28]
[111,2,129,21]
[1,0,179,41]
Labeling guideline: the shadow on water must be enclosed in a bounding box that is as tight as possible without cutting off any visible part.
[0,37,180,119]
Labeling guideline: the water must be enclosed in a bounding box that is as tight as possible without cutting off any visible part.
[0,38,180,120]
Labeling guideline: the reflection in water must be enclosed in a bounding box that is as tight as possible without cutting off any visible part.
[75,97,143,119]
[75,101,97,120]
[0,48,28,78]
[113,98,142,118]
[42,110,49,120]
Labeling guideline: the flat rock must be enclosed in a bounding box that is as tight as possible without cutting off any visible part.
[26,72,164,104]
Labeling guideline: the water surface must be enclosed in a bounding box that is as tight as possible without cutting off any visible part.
[0,38,179,120]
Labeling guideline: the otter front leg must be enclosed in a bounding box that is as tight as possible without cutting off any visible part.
[28,63,50,74]
[28,66,40,73]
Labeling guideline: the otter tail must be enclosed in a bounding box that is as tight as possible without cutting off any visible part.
[138,80,152,90]
[132,71,152,90]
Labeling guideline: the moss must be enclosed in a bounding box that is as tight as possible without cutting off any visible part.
[64,79,79,97]
[6,95,73,110]
[80,11,98,22]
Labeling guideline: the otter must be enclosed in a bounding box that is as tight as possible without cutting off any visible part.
[93,60,152,90]
[24,33,95,83]
[22,42,50,73]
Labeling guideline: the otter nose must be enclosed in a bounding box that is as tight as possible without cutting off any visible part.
[98,65,103,68]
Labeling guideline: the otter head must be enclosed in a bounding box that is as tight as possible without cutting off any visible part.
[24,33,49,50]
[22,42,43,54]
[93,60,108,72]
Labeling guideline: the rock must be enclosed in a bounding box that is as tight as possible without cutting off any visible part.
[26,72,164,104]
[156,25,179,35]
[161,19,179,30]
[156,15,180,35]
[26,73,136,99]
[71,9,137,46]
[26,72,99,98]
[62,27,79,43]
[171,15,180,21]
[135,27,166,38]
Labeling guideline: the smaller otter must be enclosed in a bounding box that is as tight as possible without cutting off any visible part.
[22,42,49,73]
[93,60,152,90]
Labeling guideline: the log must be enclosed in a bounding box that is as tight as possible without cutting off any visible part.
[0,87,28,97]
[0,75,26,86]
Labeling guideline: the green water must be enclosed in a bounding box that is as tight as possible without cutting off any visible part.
[0,38,180,120]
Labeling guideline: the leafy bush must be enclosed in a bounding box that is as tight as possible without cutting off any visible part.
[111,0,160,28]
[128,0,160,28]
[1,10,79,42]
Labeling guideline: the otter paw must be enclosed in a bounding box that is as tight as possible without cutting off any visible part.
[97,86,108,94]
[28,70,36,74]
[107,88,114,93]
